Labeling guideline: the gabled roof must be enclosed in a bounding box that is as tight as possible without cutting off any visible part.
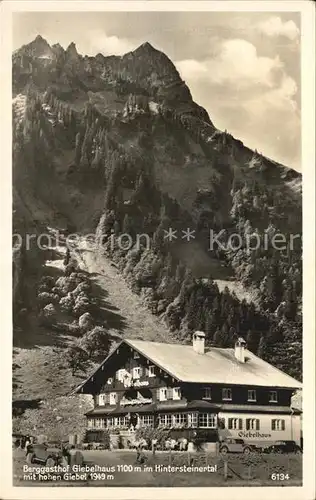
[125,339,301,389]
[75,338,302,393]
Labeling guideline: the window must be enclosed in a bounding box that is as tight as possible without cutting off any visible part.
[173,387,181,400]
[158,387,168,401]
[132,367,141,379]
[97,393,109,406]
[228,418,242,430]
[133,351,140,359]
[166,388,173,399]
[107,417,115,427]
[246,418,260,430]
[116,369,126,382]
[158,414,172,427]
[109,392,117,405]
[218,417,226,429]
[198,413,217,428]
[114,416,128,427]
[222,388,232,401]
[271,419,285,431]
[173,414,187,425]
[269,391,278,403]
[158,387,178,401]
[203,388,212,400]
[188,413,198,427]
[107,377,113,385]
[94,418,105,429]
[147,365,156,377]
[139,415,154,427]
[248,390,257,402]
[87,419,93,428]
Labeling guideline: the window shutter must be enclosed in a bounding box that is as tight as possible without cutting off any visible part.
[246,419,250,430]
[271,420,275,430]
[256,419,260,430]
[139,366,142,377]
[239,418,242,430]
[156,389,160,400]
[281,420,285,431]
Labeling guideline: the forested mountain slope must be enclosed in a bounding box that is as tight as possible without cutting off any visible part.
[12,36,302,380]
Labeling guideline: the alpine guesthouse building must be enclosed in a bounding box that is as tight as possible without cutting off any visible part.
[76,333,302,448]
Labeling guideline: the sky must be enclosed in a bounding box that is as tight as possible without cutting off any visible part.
[13,11,301,171]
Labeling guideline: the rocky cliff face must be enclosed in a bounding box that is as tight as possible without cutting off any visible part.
[12,36,302,379]
[13,37,209,120]
[12,35,301,282]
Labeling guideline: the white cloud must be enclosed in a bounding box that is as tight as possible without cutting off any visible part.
[177,39,283,89]
[257,16,300,40]
[176,37,300,169]
[176,59,209,81]
[83,30,136,56]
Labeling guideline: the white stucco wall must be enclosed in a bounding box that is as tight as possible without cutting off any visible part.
[218,411,301,446]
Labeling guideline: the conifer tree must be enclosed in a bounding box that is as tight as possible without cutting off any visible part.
[257,335,267,359]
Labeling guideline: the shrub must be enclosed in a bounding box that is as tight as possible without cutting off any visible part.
[84,429,110,449]
[43,303,56,315]
[39,303,57,326]
[73,282,91,299]
[135,427,171,447]
[77,272,89,281]
[65,260,79,276]
[37,284,49,294]
[79,326,110,359]
[56,276,80,295]
[65,345,89,376]
[66,321,82,336]
[73,298,91,317]
[78,312,94,332]
[39,276,55,289]
[76,292,90,301]
[59,294,74,313]
[37,292,59,307]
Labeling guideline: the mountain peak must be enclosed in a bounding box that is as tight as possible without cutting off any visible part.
[134,41,157,53]
[31,35,50,47]
[22,35,52,58]
[66,42,78,56]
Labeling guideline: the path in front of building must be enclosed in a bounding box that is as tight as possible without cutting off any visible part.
[77,238,175,343]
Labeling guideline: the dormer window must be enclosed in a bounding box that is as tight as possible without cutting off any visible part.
[133,351,140,359]
[203,388,212,400]
[116,369,125,382]
[158,387,168,401]
[269,391,278,403]
[109,392,117,405]
[222,388,232,401]
[248,390,257,402]
[97,394,108,406]
[147,365,155,377]
[132,367,141,379]
[173,387,181,400]
[107,377,113,385]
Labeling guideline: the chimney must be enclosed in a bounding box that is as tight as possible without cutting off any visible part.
[235,337,247,363]
[192,331,205,355]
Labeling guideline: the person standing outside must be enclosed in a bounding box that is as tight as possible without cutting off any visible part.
[152,438,157,457]
[24,436,31,456]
